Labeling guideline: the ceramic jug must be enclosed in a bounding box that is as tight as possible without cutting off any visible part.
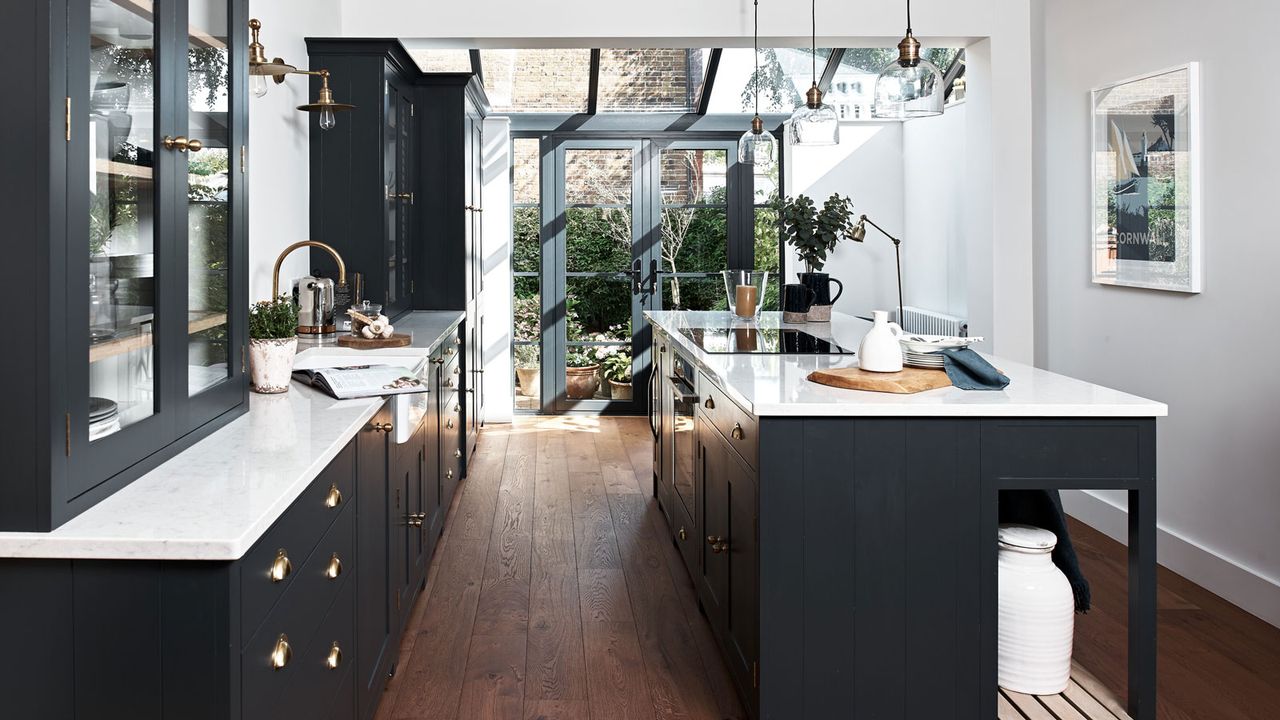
[997,524,1074,695]
[857,310,903,372]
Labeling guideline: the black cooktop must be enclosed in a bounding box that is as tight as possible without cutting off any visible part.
[676,326,855,354]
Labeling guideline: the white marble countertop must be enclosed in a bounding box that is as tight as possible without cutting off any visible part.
[0,311,464,561]
[647,311,1167,418]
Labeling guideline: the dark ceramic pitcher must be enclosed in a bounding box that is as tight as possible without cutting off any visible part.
[797,272,843,306]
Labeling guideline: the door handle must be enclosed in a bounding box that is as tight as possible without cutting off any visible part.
[648,258,659,294]
[631,258,643,294]
[162,135,202,152]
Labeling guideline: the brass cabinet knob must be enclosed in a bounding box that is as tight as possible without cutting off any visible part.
[445,347,455,356]
[712,540,729,554]
[704,397,715,410]
[325,553,343,580]
[270,634,292,670]
[731,423,745,441]
[678,527,687,541]
[446,469,453,480]
[446,418,454,429]
[453,448,462,459]
[269,549,292,583]
[325,642,343,670]
[706,535,721,545]
[407,513,425,528]
[453,335,461,345]
[394,192,414,203]
[162,135,202,152]
[324,483,343,508]
[453,367,460,375]
[445,378,455,388]
[371,422,393,433]
[453,403,461,413]
[431,357,445,365]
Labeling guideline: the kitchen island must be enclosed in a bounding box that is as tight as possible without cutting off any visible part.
[646,310,1166,720]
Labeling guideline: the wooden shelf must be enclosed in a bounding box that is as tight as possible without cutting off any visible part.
[89,312,226,363]
[998,662,1133,720]
[95,159,153,180]
[107,0,226,50]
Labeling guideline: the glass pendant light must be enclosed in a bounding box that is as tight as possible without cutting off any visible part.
[873,0,945,119]
[738,0,776,169]
[788,0,839,146]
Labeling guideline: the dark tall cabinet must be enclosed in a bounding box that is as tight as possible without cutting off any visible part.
[306,39,487,471]
[1,0,249,532]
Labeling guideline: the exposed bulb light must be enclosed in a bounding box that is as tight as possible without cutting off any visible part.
[738,0,776,169]
[250,73,269,98]
[319,106,336,131]
[788,0,839,146]
[873,0,944,119]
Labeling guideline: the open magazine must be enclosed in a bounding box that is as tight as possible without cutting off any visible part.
[292,364,428,400]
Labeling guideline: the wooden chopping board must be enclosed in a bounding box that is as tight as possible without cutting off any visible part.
[808,366,951,394]
[336,333,412,349]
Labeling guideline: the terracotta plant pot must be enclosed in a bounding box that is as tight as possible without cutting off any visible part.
[515,367,540,397]
[249,337,298,394]
[609,379,633,401]
[565,364,600,400]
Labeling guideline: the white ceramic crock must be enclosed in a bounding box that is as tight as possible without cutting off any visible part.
[997,524,1075,695]
[857,310,904,372]
[249,337,298,394]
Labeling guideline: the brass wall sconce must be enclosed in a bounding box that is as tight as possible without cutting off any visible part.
[248,18,355,130]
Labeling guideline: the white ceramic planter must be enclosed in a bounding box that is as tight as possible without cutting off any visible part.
[997,524,1075,695]
[249,337,298,394]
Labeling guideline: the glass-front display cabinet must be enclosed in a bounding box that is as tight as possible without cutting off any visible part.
[1,0,248,531]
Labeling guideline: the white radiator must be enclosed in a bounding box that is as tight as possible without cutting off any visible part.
[898,306,968,337]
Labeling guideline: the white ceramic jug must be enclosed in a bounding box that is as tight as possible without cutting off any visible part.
[997,524,1075,695]
[857,310,904,372]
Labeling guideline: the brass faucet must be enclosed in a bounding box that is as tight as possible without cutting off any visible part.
[271,240,347,297]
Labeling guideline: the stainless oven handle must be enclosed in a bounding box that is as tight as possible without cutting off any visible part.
[666,375,698,404]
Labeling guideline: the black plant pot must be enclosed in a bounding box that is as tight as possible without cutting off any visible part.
[797,272,844,306]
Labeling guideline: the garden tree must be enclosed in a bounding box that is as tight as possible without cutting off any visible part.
[839,48,959,76]
[739,48,806,112]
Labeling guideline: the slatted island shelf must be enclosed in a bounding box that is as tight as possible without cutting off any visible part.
[998,663,1134,720]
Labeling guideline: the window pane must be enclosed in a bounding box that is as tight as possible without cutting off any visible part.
[514,276,540,342]
[704,48,832,114]
[597,49,712,113]
[480,49,591,113]
[566,208,632,272]
[564,148,631,205]
[408,49,473,73]
[660,149,727,205]
[755,207,781,311]
[567,344,631,400]
[566,277,631,340]
[513,207,540,272]
[661,276,725,312]
[661,208,727,274]
[752,162,779,205]
[513,137,540,204]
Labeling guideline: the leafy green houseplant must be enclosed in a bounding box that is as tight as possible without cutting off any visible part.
[600,350,633,401]
[775,193,857,321]
[247,295,299,394]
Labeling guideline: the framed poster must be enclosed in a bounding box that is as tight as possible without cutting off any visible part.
[1091,63,1201,292]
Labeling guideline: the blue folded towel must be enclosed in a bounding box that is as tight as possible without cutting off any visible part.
[936,347,1010,391]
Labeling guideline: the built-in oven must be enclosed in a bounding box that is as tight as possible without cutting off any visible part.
[666,351,698,525]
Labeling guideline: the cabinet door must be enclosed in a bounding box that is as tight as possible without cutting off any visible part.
[383,72,413,316]
[724,446,760,703]
[356,405,392,719]
[697,419,729,630]
[425,359,444,544]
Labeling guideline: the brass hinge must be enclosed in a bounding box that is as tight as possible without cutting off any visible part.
[411,280,415,294]
[64,97,71,142]
[241,344,246,373]
[65,412,71,456]
[395,593,401,611]
[240,145,246,174]
[753,660,759,689]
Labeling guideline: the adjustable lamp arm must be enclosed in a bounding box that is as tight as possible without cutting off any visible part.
[853,214,906,326]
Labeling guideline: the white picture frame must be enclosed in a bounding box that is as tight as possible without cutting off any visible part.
[1090,63,1201,293]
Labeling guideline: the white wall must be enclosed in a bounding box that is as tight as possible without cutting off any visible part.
[481,118,514,423]
[903,103,968,322]
[247,0,341,302]
[1039,0,1280,626]
[784,124,905,319]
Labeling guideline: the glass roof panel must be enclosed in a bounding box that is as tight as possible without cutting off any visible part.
[597,49,713,113]
[407,49,472,73]
[480,49,591,114]
[704,48,832,114]
[828,48,961,120]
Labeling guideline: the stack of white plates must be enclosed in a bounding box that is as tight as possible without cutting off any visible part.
[903,350,946,369]
[88,396,122,441]
[898,334,985,370]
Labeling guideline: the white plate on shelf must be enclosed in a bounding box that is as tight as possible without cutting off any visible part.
[899,334,984,354]
[904,355,945,369]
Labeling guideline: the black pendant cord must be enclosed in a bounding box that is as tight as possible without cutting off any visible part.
[906,0,913,34]
[754,0,760,118]
[810,0,817,84]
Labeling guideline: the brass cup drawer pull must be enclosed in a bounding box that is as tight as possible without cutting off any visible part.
[324,483,343,508]
[269,549,292,583]
[704,397,716,410]
[453,367,460,375]
[270,634,292,670]
[446,419,454,429]
[731,423,745,441]
[325,553,343,580]
[445,378,455,388]
[326,642,343,670]
[453,404,461,413]
[678,526,687,541]
[445,347,455,356]
[446,469,453,480]
[453,448,462,459]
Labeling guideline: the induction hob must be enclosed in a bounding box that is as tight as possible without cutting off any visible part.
[676,326,856,354]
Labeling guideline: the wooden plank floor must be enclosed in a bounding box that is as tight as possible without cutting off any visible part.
[376,417,1280,720]
[376,416,746,720]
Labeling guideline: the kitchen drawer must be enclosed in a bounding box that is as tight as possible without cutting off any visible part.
[242,495,354,649]
[698,379,757,470]
[672,487,699,581]
[244,569,356,720]
[440,353,462,392]
[241,442,355,642]
[325,657,356,720]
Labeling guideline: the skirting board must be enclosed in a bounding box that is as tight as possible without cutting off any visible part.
[1062,489,1280,629]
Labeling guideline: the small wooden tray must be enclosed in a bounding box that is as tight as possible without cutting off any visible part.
[807,366,951,394]
[336,333,412,349]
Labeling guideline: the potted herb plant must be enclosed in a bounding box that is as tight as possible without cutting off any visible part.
[600,350,633,401]
[775,193,858,321]
[248,295,299,393]
[514,344,540,397]
[565,347,601,400]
